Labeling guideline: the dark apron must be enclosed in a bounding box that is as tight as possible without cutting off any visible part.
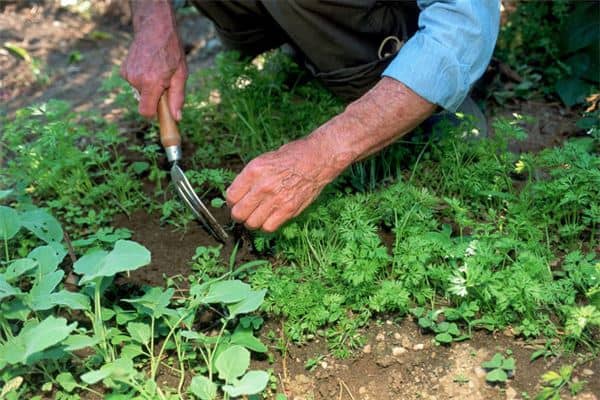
[190,0,420,101]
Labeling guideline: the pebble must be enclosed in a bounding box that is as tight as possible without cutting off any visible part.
[320,361,328,369]
[413,343,424,351]
[394,332,402,340]
[386,320,393,325]
[362,344,372,354]
[505,386,518,400]
[376,333,385,342]
[376,355,396,368]
[358,387,367,395]
[582,368,594,376]
[402,338,412,348]
[392,346,407,356]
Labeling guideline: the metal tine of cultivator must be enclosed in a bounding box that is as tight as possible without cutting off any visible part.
[156,93,229,243]
[172,165,229,242]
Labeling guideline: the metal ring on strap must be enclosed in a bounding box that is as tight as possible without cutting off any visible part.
[378,35,403,60]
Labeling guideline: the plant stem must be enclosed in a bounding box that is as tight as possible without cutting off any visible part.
[4,235,9,263]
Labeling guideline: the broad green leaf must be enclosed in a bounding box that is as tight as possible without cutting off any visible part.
[482,353,503,369]
[501,357,515,371]
[49,290,91,311]
[189,375,217,400]
[22,316,77,362]
[29,245,63,276]
[75,240,151,284]
[541,370,562,386]
[123,287,174,318]
[81,358,135,384]
[230,326,267,353]
[0,277,21,302]
[126,322,151,345]
[0,316,76,366]
[120,343,144,359]
[435,332,453,344]
[215,345,250,383]
[20,209,63,243]
[485,368,508,383]
[0,189,13,200]
[222,370,269,397]
[63,334,98,351]
[26,270,64,310]
[2,258,37,282]
[80,369,110,385]
[556,78,591,107]
[56,372,77,392]
[447,323,460,336]
[202,280,251,304]
[0,206,20,240]
[228,289,266,317]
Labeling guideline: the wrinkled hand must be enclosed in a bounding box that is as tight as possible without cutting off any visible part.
[120,4,187,120]
[226,136,353,232]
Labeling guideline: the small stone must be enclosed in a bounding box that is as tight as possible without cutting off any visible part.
[582,368,594,376]
[392,346,407,356]
[376,355,396,368]
[320,361,328,369]
[376,333,385,342]
[505,386,518,400]
[401,338,412,348]
[359,387,367,395]
[394,332,402,340]
[413,343,424,350]
[386,320,393,325]
[363,344,372,354]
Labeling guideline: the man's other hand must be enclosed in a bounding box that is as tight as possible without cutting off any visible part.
[121,0,187,120]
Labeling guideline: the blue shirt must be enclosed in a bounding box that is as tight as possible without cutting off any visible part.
[382,0,501,111]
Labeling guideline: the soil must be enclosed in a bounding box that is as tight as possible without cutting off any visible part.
[2,2,597,400]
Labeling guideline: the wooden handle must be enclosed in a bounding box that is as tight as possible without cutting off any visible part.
[157,94,181,148]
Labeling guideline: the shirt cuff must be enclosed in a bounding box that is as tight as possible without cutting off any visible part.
[382,33,470,112]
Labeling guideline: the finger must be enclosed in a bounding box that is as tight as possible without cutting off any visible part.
[168,63,187,121]
[244,202,275,230]
[226,169,257,207]
[230,187,265,223]
[138,84,165,118]
[261,209,293,233]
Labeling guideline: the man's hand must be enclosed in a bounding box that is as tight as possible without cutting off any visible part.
[226,136,355,232]
[226,78,436,232]
[121,0,187,120]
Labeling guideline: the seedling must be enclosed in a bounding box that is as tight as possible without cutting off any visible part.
[481,353,516,383]
[534,365,585,400]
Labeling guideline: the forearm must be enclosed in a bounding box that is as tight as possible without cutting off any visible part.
[130,0,177,34]
[308,77,436,171]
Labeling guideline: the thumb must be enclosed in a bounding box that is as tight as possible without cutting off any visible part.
[168,63,187,121]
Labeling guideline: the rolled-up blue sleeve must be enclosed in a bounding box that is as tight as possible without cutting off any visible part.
[382,0,500,111]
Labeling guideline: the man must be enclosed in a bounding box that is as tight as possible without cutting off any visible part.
[121,0,500,233]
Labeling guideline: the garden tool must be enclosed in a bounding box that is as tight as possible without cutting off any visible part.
[157,94,229,242]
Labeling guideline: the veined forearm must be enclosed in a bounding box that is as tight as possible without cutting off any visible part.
[130,0,176,34]
[309,77,436,168]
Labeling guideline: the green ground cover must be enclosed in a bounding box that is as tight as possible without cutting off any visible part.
[1,34,599,400]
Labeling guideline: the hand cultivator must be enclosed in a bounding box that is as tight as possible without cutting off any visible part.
[157,94,229,242]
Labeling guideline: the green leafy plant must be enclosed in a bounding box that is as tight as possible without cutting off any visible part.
[534,365,585,400]
[481,353,516,383]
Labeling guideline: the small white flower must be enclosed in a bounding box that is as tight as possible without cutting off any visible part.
[449,274,467,297]
[465,240,478,257]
